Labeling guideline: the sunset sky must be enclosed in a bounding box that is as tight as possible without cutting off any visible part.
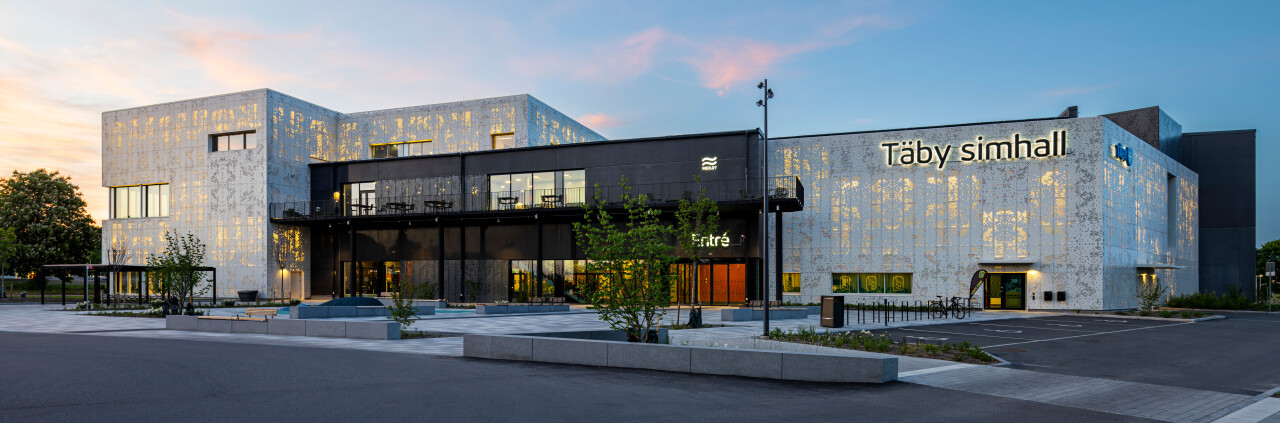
[1,0,1277,244]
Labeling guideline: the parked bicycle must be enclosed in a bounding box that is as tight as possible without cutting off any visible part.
[928,296,966,320]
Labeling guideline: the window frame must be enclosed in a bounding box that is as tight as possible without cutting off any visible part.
[831,272,912,294]
[491,133,515,150]
[210,130,259,152]
[370,140,433,159]
[108,183,170,219]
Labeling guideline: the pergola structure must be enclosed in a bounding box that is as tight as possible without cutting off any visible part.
[38,264,217,306]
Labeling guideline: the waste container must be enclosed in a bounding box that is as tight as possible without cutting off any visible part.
[821,295,844,328]
[237,290,259,303]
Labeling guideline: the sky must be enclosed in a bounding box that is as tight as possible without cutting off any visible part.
[0,0,1276,245]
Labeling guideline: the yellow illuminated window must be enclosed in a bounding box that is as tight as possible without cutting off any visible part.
[492,133,515,149]
[783,273,801,293]
[371,140,433,159]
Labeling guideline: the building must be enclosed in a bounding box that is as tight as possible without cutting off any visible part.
[101,90,1257,310]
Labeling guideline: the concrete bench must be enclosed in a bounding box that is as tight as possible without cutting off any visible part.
[168,315,399,339]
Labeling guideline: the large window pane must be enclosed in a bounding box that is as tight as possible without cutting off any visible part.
[832,273,857,293]
[783,273,801,293]
[386,143,399,158]
[489,175,510,210]
[126,186,141,218]
[562,170,585,206]
[113,187,128,219]
[860,273,883,293]
[245,132,257,149]
[217,135,229,152]
[533,172,555,206]
[421,141,433,155]
[886,273,912,294]
[146,185,160,217]
[371,145,388,159]
[511,173,530,208]
[404,142,419,156]
[158,184,169,217]
[492,133,514,149]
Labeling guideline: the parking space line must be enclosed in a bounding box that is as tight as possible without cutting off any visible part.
[896,327,1034,341]
[1029,318,1164,327]
[983,321,1194,348]
[967,322,1097,333]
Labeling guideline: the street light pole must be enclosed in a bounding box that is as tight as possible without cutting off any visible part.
[757,79,774,337]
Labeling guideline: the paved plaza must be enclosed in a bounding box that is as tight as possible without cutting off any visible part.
[2,303,1279,422]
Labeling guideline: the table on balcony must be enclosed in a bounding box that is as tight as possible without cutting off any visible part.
[424,200,453,211]
[498,197,518,210]
[384,202,415,213]
[350,204,374,215]
[540,194,564,208]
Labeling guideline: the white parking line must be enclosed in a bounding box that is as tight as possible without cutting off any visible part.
[967,322,1097,333]
[1028,318,1167,327]
[983,321,1194,348]
[896,327,1032,341]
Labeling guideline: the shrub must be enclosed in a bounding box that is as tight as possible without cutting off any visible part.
[221,300,236,307]
[289,299,301,306]
[1158,310,1174,318]
[1166,289,1262,311]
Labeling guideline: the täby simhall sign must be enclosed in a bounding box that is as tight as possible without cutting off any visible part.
[879,130,1069,170]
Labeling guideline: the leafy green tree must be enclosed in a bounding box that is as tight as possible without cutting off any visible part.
[672,184,720,326]
[0,170,100,282]
[573,179,677,343]
[0,227,16,294]
[146,231,209,314]
[1258,239,1280,276]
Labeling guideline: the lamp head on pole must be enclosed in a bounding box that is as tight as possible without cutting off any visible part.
[756,100,763,107]
[757,81,765,89]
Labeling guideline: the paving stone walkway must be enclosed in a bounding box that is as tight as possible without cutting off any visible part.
[902,365,1255,423]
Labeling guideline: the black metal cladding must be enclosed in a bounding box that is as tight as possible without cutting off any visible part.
[1181,130,1257,297]
[286,130,805,299]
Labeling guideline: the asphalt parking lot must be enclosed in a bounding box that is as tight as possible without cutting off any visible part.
[866,313,1280,396]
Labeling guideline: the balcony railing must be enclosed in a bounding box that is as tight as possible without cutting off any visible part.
[269,176,803,221]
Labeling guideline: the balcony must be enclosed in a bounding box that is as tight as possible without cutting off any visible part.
[269,176,803,222]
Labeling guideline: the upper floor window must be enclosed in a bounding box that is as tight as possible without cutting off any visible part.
[343,181,376,216]
[492,133,515,150]
[488,169,584,210]
[371,140,433,159]
[211,131,257,152]
[109,183,169,219]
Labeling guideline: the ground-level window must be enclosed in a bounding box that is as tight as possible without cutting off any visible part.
[831,272,912,294]
[783,273,801,294]
[109,183,169,219]
[510,259,591,302]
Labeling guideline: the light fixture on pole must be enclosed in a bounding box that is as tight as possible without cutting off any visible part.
[757,79,774,337]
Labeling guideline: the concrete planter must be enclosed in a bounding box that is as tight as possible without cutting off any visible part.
[166,315,400,340]
[463,333,896,383]
[720,307,810,321]
[475,304,571,315]
[289,305,434,319]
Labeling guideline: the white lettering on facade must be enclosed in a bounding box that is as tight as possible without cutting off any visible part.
[880,130,1069,170]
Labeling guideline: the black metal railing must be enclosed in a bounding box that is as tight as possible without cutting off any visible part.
[269,176,804,220]
[844,297,976,326]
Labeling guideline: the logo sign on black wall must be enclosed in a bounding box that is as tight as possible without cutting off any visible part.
[701,157,718,171]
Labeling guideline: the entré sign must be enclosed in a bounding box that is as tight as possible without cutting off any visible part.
[880,130,1069,170]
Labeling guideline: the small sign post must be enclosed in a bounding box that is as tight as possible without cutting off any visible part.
[1267,262,1275,312]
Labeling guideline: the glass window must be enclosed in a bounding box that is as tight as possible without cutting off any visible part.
[511,173,531,208]
[832,273,857,293]
[490,174,511,210]
[127,186,141,218]
[158,184,169,217]
[420,141,433,155]
[113,187,129,219]
[562,169,585,206]
[860,273,883,293]
[245,132,257,149]
[783,273,801,293]
[146,185,161,218]
[387,143,400,158]
[533,172,555,205]
[343,182,376,216]
[212,131,256,151]
[404,142,419,157]
[492,133,514,150]
[886,273,912,294]
[216,135,229,152]
[371,145,388,159]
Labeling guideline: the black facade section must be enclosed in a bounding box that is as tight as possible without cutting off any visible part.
[287,130,802,302]
[1181,129,1257,296]
[1102,106,1182,161]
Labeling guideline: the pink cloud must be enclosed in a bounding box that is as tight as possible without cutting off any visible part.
[576,112,622,129]
[685,39,822,96]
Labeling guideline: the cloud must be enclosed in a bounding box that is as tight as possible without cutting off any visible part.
[510,26,672,82]
[576,112,622,129]
[684,39,823,96]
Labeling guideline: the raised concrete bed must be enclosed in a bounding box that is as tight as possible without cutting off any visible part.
[289,305,434,319]
[166,315,400,340]
[720,307,809,321]
[463,333,896,383]
[375,299,447,309]
[475,304,570,314]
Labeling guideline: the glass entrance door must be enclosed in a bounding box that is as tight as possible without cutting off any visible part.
[986,273,1026,310]
[695,263,747,306]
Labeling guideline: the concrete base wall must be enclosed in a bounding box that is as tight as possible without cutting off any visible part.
[166,315,400,340]
[289,305,434,319]
[475,304,570,314]
[720,308,809,321]
[463,333,896,383]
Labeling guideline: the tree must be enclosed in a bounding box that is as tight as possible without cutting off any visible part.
[105,240,133,306]
[146,231,208,314]
[1258,239,1280,276]
[672,183,720,327]
[0,227,15,295]
[0,169,100,281]
[573,179,677,343]
[271,228,304,300]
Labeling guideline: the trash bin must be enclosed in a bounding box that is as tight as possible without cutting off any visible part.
[821,295,844,328]
[237,290,259,303]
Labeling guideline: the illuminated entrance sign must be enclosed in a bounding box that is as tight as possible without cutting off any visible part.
[880,131,1069,170]
[693,232,731,247]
